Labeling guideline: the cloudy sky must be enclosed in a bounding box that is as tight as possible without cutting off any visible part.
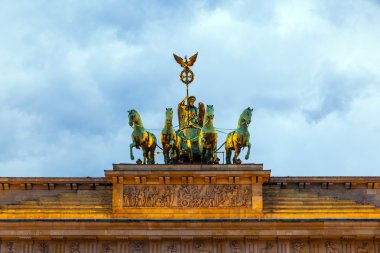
[0,0,379,177]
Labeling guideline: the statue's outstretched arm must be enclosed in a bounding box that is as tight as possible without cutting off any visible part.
[179,96,188,106]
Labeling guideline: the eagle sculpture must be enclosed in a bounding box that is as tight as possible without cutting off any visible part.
[173,52,198,68]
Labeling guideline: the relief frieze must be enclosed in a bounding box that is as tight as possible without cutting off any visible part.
[123,184,252,208]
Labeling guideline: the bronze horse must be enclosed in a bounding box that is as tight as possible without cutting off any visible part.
[198,105,218,164]
[160,108,181,164]
[225,107,253,164]
[128,109,157,164]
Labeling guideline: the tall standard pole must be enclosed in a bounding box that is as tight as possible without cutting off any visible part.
[186,84,189,126]
[173,52,197,128]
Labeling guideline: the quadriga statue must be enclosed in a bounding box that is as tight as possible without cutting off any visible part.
[225,107,253,164]
[161,108,181,164]
[128,109,157,164]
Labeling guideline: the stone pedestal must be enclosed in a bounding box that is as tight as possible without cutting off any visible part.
[106,164,269,219]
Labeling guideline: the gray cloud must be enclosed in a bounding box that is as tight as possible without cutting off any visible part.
[0,0,379,176]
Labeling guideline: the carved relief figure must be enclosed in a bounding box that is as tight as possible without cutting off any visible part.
[230,241,241,253]
[167,243,177,253]
[358,242,369,253]
[292,242,305,253]
[194,241,210,253]
[325,241,339,253]
[39,242,49,253]
[7,242,16,253]
[70,242,80,253]
[102,243,113,253]
[261,242,273,253]
[133,241,144,253]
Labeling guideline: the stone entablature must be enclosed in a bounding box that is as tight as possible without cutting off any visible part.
[106,164,269,218]
[0,220,380,252]
[1,165,380,219]
[270,177,380,190]
[0,165,380,252]
[0,164,380,253]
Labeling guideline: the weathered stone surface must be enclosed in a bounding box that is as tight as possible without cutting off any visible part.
[0,164,380,251]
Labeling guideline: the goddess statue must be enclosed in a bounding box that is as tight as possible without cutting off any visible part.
[177,95,204,128]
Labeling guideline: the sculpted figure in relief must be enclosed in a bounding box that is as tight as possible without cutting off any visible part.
[358,242,369,253]
[7,242,16,253]
[194,241,210,253]
[325,241,339,253]
[167,243,177,253]
[133,241,144,253]
[292,242,305,253]
[102,243,113,253]
[70,242,80,253]
[261,242,273,253]
[39,242,49,253]
[230,241,241,253]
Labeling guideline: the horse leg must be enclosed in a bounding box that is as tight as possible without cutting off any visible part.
[150,145,156,164]
[245,141,251,160]
[203,148,208,163]
[143,154,147,164]
[130,142,135,160]
[166,149,170,164]
[187,139,193,163]
[233,147,241,164]
[148,151,152,164]
[212,143,217,164]
[176,147,181,162]
[163,147,168,164]
[141,146,147,164]
[206,149,213,164]
[226,147,232,164]
[199,137,204,162]
[174,141,181,163]
[168,140,174,163]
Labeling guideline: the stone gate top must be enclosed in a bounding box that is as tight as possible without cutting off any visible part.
[106,163,269,219]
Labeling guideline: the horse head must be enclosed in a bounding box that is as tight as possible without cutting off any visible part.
[128,109,139,127]
[204,105,214,126]
[239,107,253,128]
[165,108,173,126]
